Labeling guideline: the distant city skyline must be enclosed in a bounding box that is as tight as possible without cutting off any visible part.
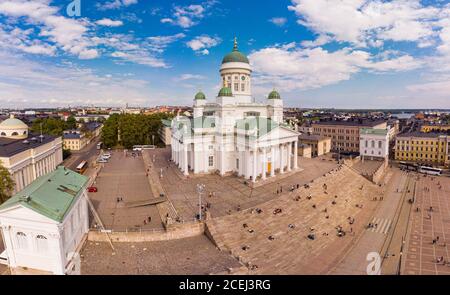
[1,0,450,109]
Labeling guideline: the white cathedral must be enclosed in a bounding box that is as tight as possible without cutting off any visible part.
[171,39,300,182]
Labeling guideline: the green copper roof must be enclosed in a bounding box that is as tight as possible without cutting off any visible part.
[161,119,172,127]
[218,87,233,97]
[194,91,206,100]
[222,38,249,64]
[236,117,279,138]
[360,128,388,136]
[0,166,88,222]
[268,90,281,99]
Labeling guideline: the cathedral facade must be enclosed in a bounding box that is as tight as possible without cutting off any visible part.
[171,40,300,182]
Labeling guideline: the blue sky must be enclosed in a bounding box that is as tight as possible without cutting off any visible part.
[1,0,450,109]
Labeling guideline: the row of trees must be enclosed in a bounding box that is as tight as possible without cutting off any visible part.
[31,117,77,136]
[101,113,173,149]
[0,163,14,204]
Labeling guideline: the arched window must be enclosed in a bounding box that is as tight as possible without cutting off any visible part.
[0,132,5,136]
[11,132,18,136]
[23,131,27,135]
[36,235,48,252]
[16,232,28,249]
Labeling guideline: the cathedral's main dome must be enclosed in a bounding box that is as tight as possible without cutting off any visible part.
[221,38,249,64]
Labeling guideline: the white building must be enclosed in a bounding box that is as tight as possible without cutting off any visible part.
[0,115,63,194]
[0,166,89,275]
[360,128,390,160]
[171,39,300,182]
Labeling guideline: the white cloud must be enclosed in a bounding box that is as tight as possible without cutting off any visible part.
[96,18,124,27]
[288,0,440,47]
[0,51,151,107]
[186,35,221,54]
[0,0,98,59]
[269,17,287,27]
[161,1,217,28]
[97,0,138,11]
[174,74,206,81]
[249,44,421,91]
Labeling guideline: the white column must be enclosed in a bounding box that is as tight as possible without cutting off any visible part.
[183,144,188,176]
[252,149,258,182]
[245,149,251,179]
[280,145,285,174]
[294,141,298,169]
[287,142,292,172]
[262,148,267,180]
[270,147,275,177]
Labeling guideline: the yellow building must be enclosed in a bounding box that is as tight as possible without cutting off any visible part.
[395,132,450,167]
[298,134,331,157]
[421,124,450,133]
[0,116,63,194]
[63,131,87,151]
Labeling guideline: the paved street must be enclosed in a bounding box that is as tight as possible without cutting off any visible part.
[87,150,163,231]
[402,174,450,275]
[63,137,101,171]
[80,235,241,274]
[329,168,410,274]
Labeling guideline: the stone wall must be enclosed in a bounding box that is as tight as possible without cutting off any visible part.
[88,221,205,243]
[371,159,388,185]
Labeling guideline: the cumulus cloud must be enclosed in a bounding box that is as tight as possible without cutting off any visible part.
[0,0,98,59]
[96,18,124,27]
[186,35,221,54]
[269,17,288,27]
[249,44,421,91]
[288,0,439,47]
[97,0,138,11]
[161,1,217,28]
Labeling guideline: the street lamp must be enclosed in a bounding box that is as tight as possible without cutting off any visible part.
[196,183,205,220]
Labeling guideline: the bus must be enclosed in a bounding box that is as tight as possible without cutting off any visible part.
[76,160,88,174]
[418,166,442,176]
[132,145,155,151]
[399,161,418,171]
[97,142,102,150]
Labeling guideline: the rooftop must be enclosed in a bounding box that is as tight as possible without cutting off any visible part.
[0,166,88,222]
[312,119,386,127]
[298,134,330,141]
[360,128,389,136]
[0,134,58,158]
[397,132,449,139]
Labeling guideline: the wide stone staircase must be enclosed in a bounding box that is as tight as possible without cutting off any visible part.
[206,165,382,274]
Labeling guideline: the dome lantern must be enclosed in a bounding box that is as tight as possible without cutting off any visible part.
[221,37,249,64]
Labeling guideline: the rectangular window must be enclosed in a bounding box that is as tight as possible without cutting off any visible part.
[234,83,239,91]
[241,84,245,92]
[208,156,214,167]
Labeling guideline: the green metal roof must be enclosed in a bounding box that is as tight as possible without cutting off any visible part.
[194,91,206,100]
[236,117,279,138]
[268,90,281,99]
[218,87,233,97]
[360,128,388,136]
[161,119,172,127]
[0,166,89,222]
[221,38,249,64]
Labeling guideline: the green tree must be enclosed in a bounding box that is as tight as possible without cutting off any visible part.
[0,163,15,204]
[31,117,66,136]
[65,116,77,130]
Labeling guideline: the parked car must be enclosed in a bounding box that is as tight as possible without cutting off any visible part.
[97,158,108,163]
[102,153,111,158]
[87,187,98,192]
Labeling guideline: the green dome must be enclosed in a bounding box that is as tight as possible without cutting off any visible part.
[268,90,281,99]
[221,38,249,64]
[194,91,206,100]
[218,87,233,97]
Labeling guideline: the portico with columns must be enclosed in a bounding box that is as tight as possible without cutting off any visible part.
[170,38,300,182]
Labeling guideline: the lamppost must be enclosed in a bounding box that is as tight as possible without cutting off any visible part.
[196,183,205,220]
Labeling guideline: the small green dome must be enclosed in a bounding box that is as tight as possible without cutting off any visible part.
[222,38,249,64]
[194,91,206,100]
[218,87,233,97]
[268,90,281,99]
